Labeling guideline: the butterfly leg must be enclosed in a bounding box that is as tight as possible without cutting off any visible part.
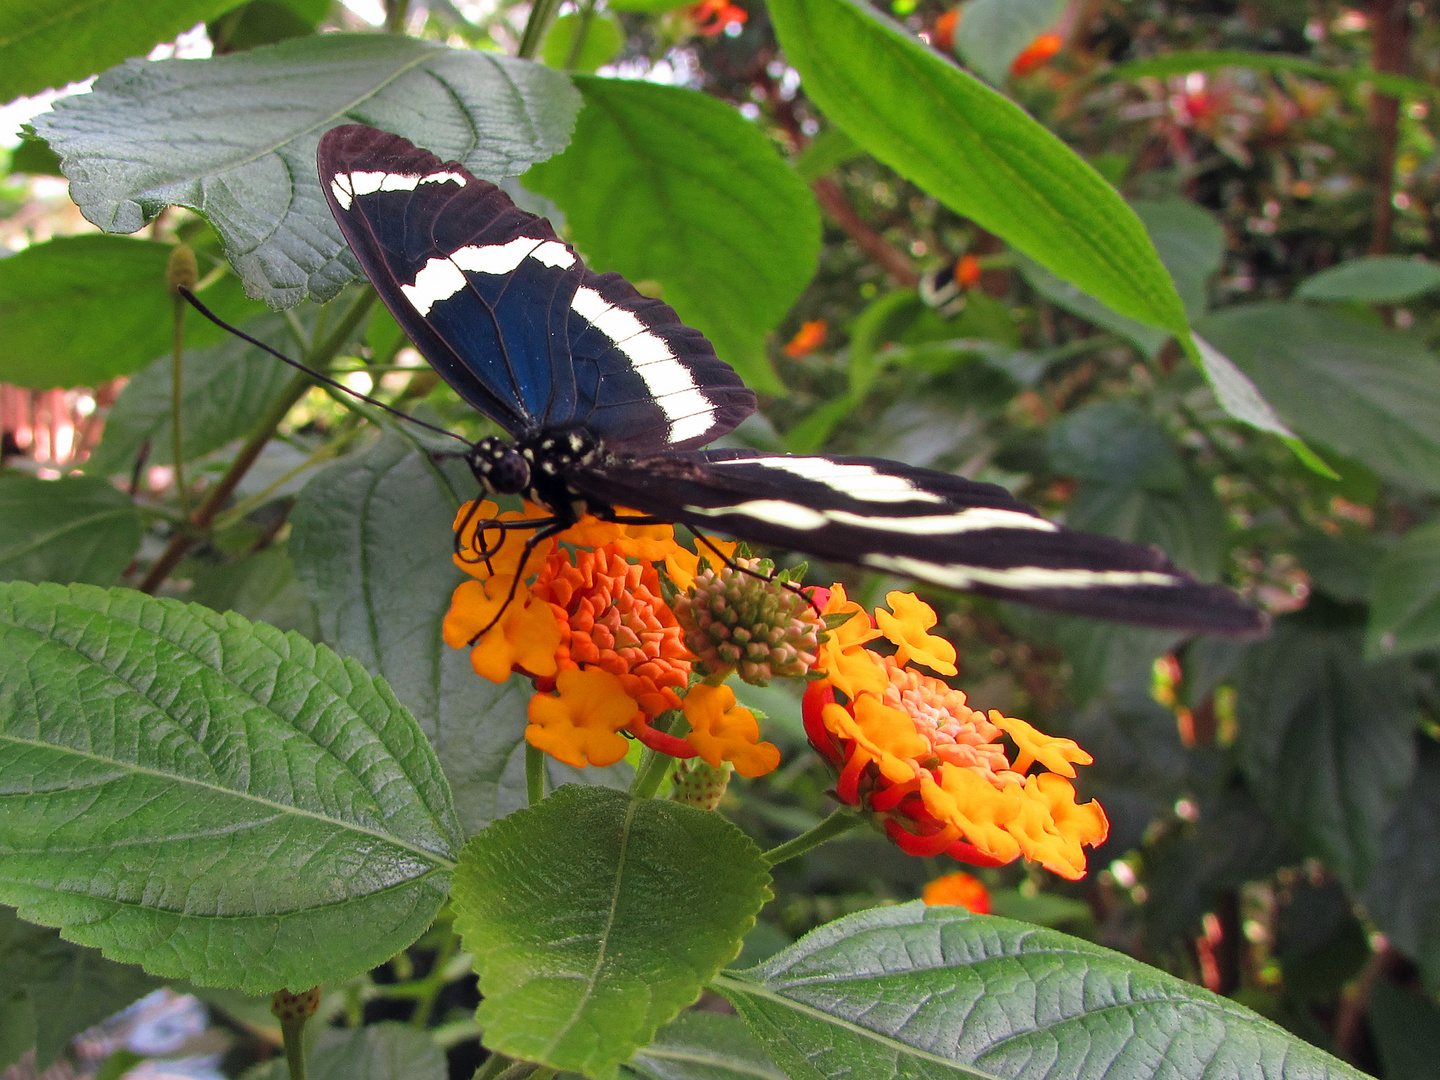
[464,518,571,646]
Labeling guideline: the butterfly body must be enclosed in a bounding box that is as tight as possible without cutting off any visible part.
[319,124,1266,637]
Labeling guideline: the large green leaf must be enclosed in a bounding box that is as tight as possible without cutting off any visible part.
[717,903,1367,1080]
[953,0,1065,84]
[1131,197,1225,320]
[1236,617,1417,891]
[1366,520,1440,660]
[1049,402,1225,580]
[0,235,262,389]
[766,0,1188,339]
[452,785,771,1080]
[0,0,236,102]
[629,1011,787,1080]
[1196,303,1440,491]
[0,582,460,993]
[526,77,819,393]
[1363,738,1440,987]
[0,906,160,1070]
[34,35,580,307]
[0,473,141,587]
[86,313,299,475]
[289,438,627,833]
[244,1022,447,1080]
[185,545,320,640]
[1297,256,1440,304]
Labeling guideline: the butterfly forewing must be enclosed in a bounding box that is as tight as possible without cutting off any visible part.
[571,450,1266,635]
[318,124,755,451]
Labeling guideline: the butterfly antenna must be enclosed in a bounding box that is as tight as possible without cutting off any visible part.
[465,519,569,645]
[177,286,470,446]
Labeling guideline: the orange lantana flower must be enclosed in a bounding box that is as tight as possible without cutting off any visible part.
[527,667,641,768]
[1011,32,1062,76]
[783,319,828,359]
[804,590,1108,880]
[922,870,990,913]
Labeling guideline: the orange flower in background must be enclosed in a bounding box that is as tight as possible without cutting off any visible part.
[954,253,982,289]
[922,870,990,913]
[689,0,747,35]
[783,319,828,359]
[803,590,1108,880]
[932,8,960,53]
[1011,32,1062,76]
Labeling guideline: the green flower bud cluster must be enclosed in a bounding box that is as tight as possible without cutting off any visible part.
[674,559,822,685]
[670,758,733,811]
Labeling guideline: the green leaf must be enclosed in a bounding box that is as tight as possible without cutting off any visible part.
[953,0,1064,84]
[0,906,161,1069]
[0,581,460,993]
[1363,738,1440,987]
[1368,981,1440,1080]
[1131,197,1225,319]
[629,1011,787,1080]
[767,0,1189,338]
[86,313,299,475]
[0,0,237,101]
[245,1022,447,1080]
[452,785,771,1080]
[1018,256,1169,356]
[34,35,581,307]
[0,235,262,389]
[208,0,326,53]
[1237,617,1418,891]
[1296,256,1440,304]
[605,0,689,13]
[186,545,320,639]
[1195,303,1440,490]
[542,12,626,73]
[717,903,1367,1080]
[9,136,63,176]
[1104,50,1439,103]
[792,126,863,183]
[985,888,1092,928]
[1367,520,1440,660]
[526,77,819,394]
[0,473,141,587]
[1050,403,1225,580]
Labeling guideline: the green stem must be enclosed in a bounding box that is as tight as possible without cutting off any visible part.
[516,0,563,59]
[472,1053,514,1080]
[138,287,377,593]
[563,0,597,69]
[280,1019,307,1080]
[170,295,189,515]
[386,0,411,32]
[408,930,461,1029]
[526,743,546,806]
[763,805,864,866]
[629,712,681,800]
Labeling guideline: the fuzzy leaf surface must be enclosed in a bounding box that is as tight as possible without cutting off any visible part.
[34,35,580,307]
[452,785,771,1080]
[0,475,141,587]
[0,582,460,992]
[717,903,1369,1080]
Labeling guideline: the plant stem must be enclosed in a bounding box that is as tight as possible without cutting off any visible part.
[472,1053,515,1080]
[138,287,377,593]
[170,295,189,516]
[526,743,546,805]
[408,929,461,1029]
[563,0,596,69]
[517,0,563,59]
[280,1020,307,1080]
[629,745,674,800]
[763,805,864,866]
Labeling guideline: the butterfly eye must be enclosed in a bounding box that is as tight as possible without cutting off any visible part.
[467,439,531,496]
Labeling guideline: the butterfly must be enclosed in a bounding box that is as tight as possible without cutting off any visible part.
[315,123,1264,636]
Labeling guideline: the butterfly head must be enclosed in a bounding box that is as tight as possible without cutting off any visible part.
[466,437,531,496]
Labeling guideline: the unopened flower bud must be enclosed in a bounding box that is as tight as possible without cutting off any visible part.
[167,243,198,297]
[674,558,822,685]
[670,757,733,810]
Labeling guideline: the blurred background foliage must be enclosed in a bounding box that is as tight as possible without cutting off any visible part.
[2,0,1439,1077]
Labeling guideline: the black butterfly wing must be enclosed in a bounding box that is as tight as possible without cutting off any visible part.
[318,124,755,451]
[571,449,1266,635]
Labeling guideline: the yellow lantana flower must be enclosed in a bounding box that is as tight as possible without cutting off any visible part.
[526,667,641,768]
[682,683,780,778]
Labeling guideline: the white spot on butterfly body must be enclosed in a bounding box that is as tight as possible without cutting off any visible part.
[859,554,1179,591]
[399,237,577,315]
[572,286,715,445]
[711,457,947,504]
[684,500,829,530]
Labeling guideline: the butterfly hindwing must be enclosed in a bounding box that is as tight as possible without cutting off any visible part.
[318,124,755,451]
[572,449,1265,634]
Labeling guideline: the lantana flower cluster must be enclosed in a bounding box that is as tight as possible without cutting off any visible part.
[442,501,1108,877]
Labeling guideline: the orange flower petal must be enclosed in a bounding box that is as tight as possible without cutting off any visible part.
[875,591,957,676]
[922,870,991,913]
[526,667,640,768]
[991,711,1092,778]
[683,683,781,778]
